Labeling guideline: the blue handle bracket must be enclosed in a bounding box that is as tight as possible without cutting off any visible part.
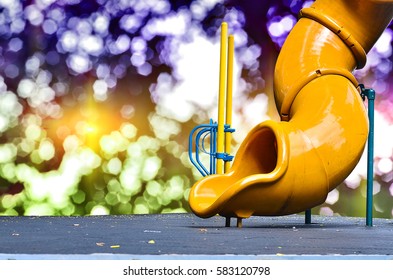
[189,119,235,176]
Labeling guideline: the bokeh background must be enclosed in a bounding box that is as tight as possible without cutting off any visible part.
[0,0,392,217]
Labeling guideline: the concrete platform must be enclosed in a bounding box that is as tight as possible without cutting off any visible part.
[0,214,393,259]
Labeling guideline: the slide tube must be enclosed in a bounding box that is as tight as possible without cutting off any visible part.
[189,0,393,219]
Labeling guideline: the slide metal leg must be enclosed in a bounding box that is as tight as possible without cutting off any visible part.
[225,217,231,227]
[236,218,243,228]
[305,209,312,224]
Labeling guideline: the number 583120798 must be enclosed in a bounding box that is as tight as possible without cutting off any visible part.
[216,266,270,276]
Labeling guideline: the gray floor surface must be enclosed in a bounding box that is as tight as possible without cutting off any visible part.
[0,214,392,259]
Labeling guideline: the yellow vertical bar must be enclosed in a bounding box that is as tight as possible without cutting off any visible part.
[224,34,234,173]
[216,22,227,175]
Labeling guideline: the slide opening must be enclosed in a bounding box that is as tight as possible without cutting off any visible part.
[237,126,278,177]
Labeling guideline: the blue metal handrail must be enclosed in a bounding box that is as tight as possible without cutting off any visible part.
[189,119,234,177]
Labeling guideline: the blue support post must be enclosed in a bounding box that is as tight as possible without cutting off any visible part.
[366,89,375,227]
[359,84,375,227]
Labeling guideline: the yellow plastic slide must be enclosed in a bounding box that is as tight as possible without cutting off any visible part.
[189,0,393,224]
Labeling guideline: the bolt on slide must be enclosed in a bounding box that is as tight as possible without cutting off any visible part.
[188,0,393,226]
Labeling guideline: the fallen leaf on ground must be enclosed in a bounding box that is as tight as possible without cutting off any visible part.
[96,242,105,247]
[148,240,155,244]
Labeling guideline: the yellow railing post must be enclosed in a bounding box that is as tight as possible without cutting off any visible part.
[224,34,234,173]
[216,22,228,174]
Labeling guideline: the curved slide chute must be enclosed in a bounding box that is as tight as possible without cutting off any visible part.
[189,0,393,222]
